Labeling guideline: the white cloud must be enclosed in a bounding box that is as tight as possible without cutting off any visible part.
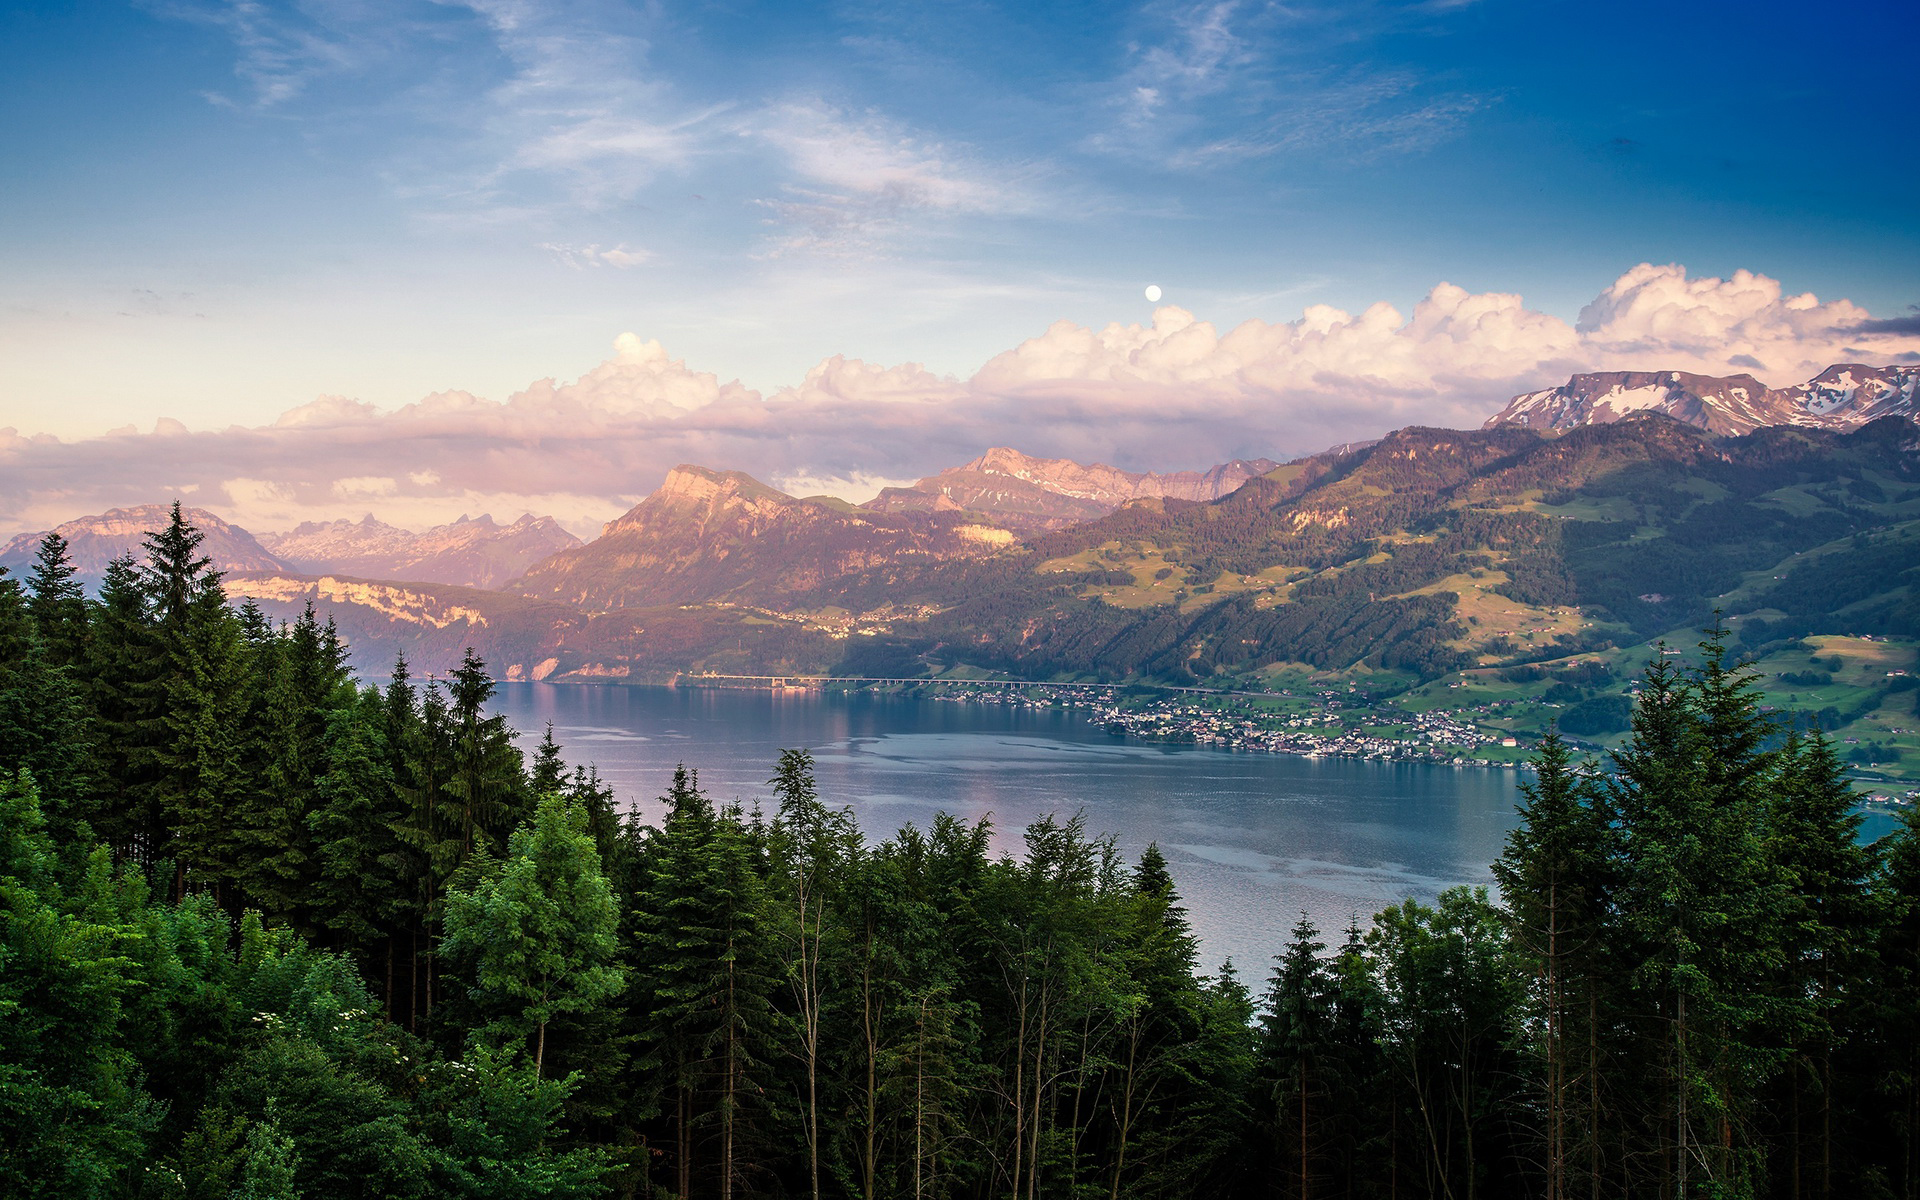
[752,100,1038,256]
[771,471,922,504]
[3,264,1915,540]
[332,476,401,499]
[154,0,368,108]
[542,242,653,269]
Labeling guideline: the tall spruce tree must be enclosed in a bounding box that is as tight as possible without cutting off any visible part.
[1258,914,1336,1200]
[1494,730,1615,1200]
[24,532,88,669]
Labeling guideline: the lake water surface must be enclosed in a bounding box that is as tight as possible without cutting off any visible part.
[490,683,1527,975]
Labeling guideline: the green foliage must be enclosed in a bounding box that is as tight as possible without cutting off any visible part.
[442,794,625,1076]
[10,502,1920,1198]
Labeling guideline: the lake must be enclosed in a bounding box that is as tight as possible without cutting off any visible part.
[489,683,1529,976]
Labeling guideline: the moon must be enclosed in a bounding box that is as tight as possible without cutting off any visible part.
[1144,284,1162,302]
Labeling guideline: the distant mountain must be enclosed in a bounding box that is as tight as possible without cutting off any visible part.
[1485,364,1919,436]
[261,512,581,590]
[0,503,287,587]
[86,414,1910,701]
[863,447,1281,531]
[507,464,1018,612]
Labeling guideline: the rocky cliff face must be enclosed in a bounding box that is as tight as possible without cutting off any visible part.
[507,465,1014,611]
[224,571,585,678]
[0,503,288,586]
[261,512,581,589]
[864,447,1281,530]
[1485,364,1919,436]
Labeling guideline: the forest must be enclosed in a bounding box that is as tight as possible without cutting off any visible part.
[5,504,1920,1200]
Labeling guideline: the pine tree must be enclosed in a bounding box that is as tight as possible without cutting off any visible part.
[635,768,779,1200]
[24,532,89,669]
[444,649,526,860]
[1766,731,1877,1198]
[0,565,101,842]
[1494,730,1614,1200]
[306,689,407,971]
[85,554,164,865]
[1258,915,1336,1200]
[155,584,252,903]
[1876,801,1920,1199]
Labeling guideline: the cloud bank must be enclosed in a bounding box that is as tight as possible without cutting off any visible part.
[3,264,1916,540]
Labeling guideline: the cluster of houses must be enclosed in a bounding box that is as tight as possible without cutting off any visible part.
[1092,700,1525,766]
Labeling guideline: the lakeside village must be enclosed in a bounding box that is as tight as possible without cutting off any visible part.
[676,671,1920,808]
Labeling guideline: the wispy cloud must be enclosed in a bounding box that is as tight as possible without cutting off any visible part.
[146,0,383,107]
[750,100,1041,257]
[541,241,652,269]
[1091,0,1486,168]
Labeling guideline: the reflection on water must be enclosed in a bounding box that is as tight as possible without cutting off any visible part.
[489,683,1523,976]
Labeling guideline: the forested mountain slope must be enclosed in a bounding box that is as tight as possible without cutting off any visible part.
[10,415,1916,689]
[772,414,1920,685]
[209,414,1919,687]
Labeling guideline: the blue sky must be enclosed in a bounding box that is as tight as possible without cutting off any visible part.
[1,0,1917,539]
[4,0,1915,441]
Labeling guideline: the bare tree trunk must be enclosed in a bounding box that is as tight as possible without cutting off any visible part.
[677,1088,691,1200]
[722,950,737,1200]
[1010,973,1028,1199]
[1109,1024,1138,1200]
[1027,985,1052,1200]
[915,998,927,1200]
[1676,991,1688,1200]
[1302,1067,1311,1200]
[1590,989,1602,1200]
[862,952,879,1200]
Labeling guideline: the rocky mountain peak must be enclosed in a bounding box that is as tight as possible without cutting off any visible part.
[867,447,1282,531]
[1485,363,1919,436]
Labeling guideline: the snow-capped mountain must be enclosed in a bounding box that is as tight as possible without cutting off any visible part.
[1484,364,1919,436]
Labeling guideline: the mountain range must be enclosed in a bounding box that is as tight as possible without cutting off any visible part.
[1485,363,1919,436]
[0,504,286,586]
[259,512,581,590]
[0,506,581,592]
[7,362,1916,699]
[864,447,1282,531]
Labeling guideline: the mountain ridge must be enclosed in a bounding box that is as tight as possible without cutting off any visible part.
[261,511,581,590]
[863,446,1281,531]
[0,503,289,584]
[1485,363,1919,436]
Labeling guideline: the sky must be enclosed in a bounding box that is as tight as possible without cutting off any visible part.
[2,0,1918,537]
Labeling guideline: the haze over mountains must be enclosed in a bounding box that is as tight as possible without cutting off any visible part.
[866,448,1281,531]
[0,506,580,592]
[0,504,284,586]
[259,513,581,590]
